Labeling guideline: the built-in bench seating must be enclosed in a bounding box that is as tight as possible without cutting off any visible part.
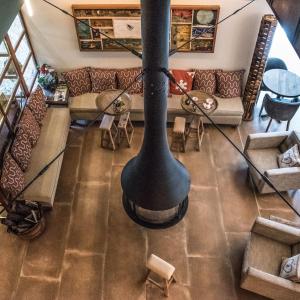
[69,93,244,126]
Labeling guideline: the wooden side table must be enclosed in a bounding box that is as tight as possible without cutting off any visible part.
[44,84,69,106]
[181,90,218,151]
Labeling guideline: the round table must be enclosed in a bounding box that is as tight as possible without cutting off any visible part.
[263,69,300,98]
[96,89,131,116]
[181,90,218,151]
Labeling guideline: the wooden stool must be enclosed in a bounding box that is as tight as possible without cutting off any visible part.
[187,116,204,151]
[117,112,134,147]
[171,117,186,152]
[99,114,118,151]
[146,254,176,297]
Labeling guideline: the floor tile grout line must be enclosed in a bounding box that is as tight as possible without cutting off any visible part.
[55,129,85,300]
[101,164,112,300]
[10,240,30,300]
[209,126,240,300]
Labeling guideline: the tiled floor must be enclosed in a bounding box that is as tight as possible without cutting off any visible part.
[1,97,300,300]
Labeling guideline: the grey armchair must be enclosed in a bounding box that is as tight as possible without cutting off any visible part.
[241,217,300,300]
[244,131,300,193]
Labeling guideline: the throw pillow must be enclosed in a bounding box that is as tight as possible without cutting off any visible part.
[193,69,218,94]
[169,69,195,95]
[10,129,32,171]
[89,68,117,93]
[27,86,47,125]
[278,144,300,168]
[280,254,300,282]
[62,67,91,97]
[116,68,143,94]
[216,70,245,98]
[0,153,25,199]
[18,107,41,146]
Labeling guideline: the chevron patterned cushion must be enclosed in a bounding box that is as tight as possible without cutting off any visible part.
[18,107,41,146]
[116,68,143,94]
[193,69,219,94]
[89,68,117,93]
[27,87,47,125]
[10,129,32,171]
[62,68,91,96]
[0,153,25,198]
[216,70,245,98]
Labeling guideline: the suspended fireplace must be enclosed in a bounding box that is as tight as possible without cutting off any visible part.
[121,0,190,229]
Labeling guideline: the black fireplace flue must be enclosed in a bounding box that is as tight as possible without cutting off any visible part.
[121,0,190,228]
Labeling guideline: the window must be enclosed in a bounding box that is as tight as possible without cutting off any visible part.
[0,12,38,158]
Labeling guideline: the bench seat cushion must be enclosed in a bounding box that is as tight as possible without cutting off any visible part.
[69,93,244,124]
[24,107,70,206]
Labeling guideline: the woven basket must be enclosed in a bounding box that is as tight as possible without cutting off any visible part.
[18,216,46,240]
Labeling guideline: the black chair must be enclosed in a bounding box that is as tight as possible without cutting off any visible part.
[263,94,300,132]
[259,57,288,117]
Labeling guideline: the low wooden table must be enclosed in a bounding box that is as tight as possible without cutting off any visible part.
[181,90,218,151]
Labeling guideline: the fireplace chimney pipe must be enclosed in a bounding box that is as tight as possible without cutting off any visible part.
[121,0,190,228]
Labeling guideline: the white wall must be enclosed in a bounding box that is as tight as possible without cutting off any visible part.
[22,0,272,74]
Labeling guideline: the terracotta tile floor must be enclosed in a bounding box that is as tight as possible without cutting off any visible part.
[1,95,300,300]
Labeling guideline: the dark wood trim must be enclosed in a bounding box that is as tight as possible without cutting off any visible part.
[14,30,26,52]
[4,35,29,97]
[22,52,32,72]
[0,57,12,83]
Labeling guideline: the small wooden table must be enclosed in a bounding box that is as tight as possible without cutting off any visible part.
[44,84,69,106]
[263,69,300,98]
[96,89,131,116]
[181,91,218,151]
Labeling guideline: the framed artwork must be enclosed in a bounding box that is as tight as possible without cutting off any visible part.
[72,5,220,53]
[113,19,141,39]
[76,19,91,39]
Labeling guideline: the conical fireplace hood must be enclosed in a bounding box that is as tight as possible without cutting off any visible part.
[121,0,190,228]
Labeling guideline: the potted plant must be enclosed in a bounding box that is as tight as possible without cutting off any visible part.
[37,64,58,92]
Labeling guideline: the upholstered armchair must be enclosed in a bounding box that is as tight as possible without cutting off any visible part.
[241,217,300,300]
[244,131,300,193]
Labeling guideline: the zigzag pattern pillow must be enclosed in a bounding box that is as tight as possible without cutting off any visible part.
[62,68,91,96]
[10,129,32,171]
[117,68,143,94]
[89,68,117,93]
[216,70,245,98]
[193,69,218,94]
[0,153,25,199]
[27,87,47,125]
[18,107,41,146]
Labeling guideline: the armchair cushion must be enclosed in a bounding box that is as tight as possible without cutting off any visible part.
[278,144,300,168]
[248,232,291,275]
[246,148,280,173]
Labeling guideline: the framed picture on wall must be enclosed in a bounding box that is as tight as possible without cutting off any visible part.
[76,19,91,39]
[72,4,220,53]
[113,19,142,39]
